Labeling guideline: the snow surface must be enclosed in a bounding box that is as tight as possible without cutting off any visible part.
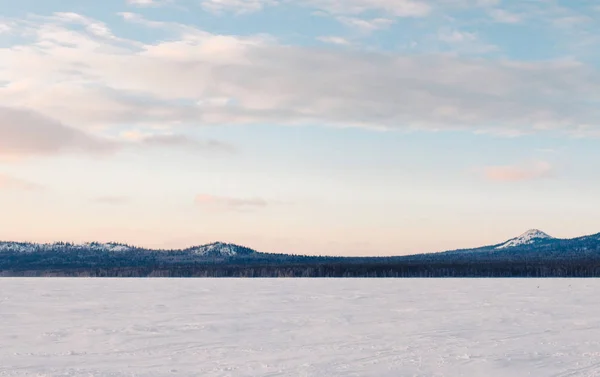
[496,229,554,249]
[1,279,600,376]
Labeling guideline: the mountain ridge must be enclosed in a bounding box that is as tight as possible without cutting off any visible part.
[0,240,258,256]
[408,229,600,263]
[3,230,600,277]
[2,229,600,264]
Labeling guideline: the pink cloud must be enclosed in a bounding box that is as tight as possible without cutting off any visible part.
[139,134,236,153]
[483,161,553,182]
[0,106,116,159]
[195,194,268,211]
[93,196,131,205]
[1,107,234,161]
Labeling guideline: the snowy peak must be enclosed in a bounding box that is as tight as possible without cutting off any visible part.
[495,229,553,249]
[518,229,552,240]
[185,242,257,257]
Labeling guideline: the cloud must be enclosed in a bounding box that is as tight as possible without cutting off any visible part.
[201,0,278,14]
[120,131,237,153]
[438,30,477,43]
[139,134,235,152]
[488,9,521,23]
[0,106,232,160]
[126,0,171,7]
[482,161,553,182]
[195,194,268,211]
[317,36,351,45]
[307,0,505,18]
[1,13,600,137]
[0,107,116,159]
[436,29,497,54]
[127,0,154,4]
[306,0,431,17]
[336,17,394,32]
[0,173,43,191]
[93,196,131,205]
[199,0,431,16]
[473,0,500,5]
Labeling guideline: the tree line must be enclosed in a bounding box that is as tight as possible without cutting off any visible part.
[4,259,600,277]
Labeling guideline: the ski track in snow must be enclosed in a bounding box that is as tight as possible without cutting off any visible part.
[1,279,600,376]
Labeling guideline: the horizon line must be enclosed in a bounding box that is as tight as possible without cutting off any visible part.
[2,229,600,258]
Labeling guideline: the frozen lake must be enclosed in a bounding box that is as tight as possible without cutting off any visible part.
[1,279,599,376]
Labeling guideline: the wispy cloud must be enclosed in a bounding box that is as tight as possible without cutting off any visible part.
[336,17,394,32]
[1,13,599,140]
[317,36,351,45]
[139,135,236,152]
[121,131,237,153]
[488,9,521,24]
[0,107,117,159]
[306,0,431,17]
[0,173,44,191]
[93,196,131,205]
[126,0,172,7]
[482,161,553,182]
[438,30,477,43]
[195,194,268,211]
[0,107,234,160]
[201,0,278,14]
[199,0,431,17]
[436,29,497,54]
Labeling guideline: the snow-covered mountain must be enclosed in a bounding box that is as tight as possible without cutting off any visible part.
[437,229,558,255]
[185,242,257,257]
[4,229,600,272]
[0,241,135,254]
[0,240,257,258]
[418,229,600,261]
[0,239,286,272]
[495,229,554,249]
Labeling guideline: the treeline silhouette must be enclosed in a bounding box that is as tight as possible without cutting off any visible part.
[5,235,600,277]
[4,259,600,277]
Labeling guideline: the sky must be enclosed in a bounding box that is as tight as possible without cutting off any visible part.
[1,0,600,256]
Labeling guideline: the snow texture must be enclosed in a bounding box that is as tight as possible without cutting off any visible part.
[495,229,553,249]
[1,278,599,376]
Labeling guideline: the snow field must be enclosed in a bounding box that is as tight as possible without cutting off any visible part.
[0,278,599,376]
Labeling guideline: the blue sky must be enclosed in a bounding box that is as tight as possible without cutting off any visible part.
[1,0,600,255]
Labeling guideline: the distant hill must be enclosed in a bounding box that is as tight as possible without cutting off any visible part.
[404,229,600,262]
[0,240,257,257]
[0,240,284,268]
[3,230,600,277]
